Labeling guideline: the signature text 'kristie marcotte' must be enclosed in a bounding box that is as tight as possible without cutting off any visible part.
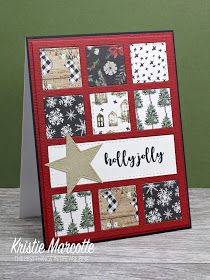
[11,238,95,254]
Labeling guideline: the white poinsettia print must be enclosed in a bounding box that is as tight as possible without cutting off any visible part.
[130,42,169,83]
[103,61,117,76]
[143,180,182,224]
[44,95,86,139]
[134,88,173,130]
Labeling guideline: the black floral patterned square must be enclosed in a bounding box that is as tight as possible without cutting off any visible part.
[86,45,127,87]
[44,95,86,139]
[142,180,182,224]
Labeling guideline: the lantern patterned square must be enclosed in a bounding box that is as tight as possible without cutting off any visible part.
[89,91,131,134]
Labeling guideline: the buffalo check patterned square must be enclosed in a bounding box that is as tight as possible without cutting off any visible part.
[99,186,139,230]
[40,47,82,90]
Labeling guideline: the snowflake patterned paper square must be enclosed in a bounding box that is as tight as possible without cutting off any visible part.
[44,95,86,139]
[27,31,191,248]
[143,180,181,224]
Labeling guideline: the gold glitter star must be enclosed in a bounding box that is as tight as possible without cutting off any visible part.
[45,135,102,194]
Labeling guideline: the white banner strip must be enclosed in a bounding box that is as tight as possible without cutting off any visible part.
[48,134,177,188]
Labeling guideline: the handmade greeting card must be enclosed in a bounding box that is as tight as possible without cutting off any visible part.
[21,31,191,248]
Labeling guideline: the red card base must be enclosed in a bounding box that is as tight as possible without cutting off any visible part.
[27,31,191,248]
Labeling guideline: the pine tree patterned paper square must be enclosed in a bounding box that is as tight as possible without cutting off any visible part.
[52,191,94,237]
[134,88,173,130]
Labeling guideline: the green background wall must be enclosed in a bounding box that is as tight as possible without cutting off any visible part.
[0,0,209,187]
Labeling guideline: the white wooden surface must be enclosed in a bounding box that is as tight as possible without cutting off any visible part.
[0,188,210,280]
